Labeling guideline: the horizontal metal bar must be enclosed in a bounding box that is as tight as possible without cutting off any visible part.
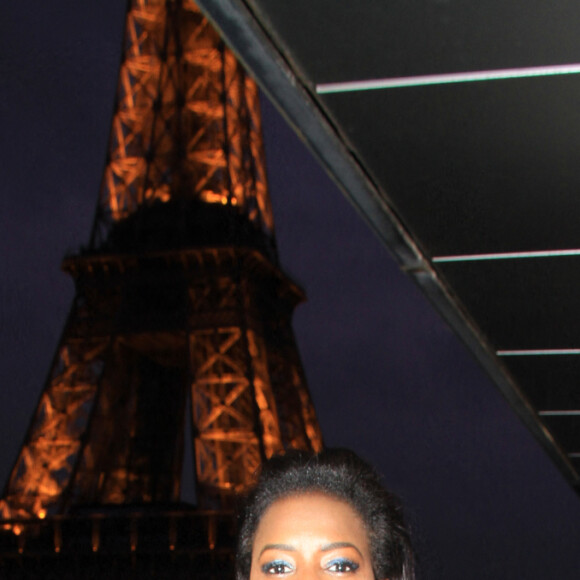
[433,248,580,263]
[316,63,580,94]
[497,349,580,356]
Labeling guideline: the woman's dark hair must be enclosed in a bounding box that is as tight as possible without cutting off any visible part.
[236,448,414,580]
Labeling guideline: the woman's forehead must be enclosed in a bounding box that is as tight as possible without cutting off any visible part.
[254,492,369,546]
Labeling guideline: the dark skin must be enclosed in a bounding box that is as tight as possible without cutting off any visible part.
[250,493,380,580]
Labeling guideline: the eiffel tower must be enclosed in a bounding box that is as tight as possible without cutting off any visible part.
[0,1,322,577]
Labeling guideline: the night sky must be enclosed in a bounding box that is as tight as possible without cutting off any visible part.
[2,3,580,579]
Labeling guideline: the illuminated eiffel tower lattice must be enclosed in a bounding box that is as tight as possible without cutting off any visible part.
[0,1,322,577]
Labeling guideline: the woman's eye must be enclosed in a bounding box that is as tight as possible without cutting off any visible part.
[326,559,360,574]
[262,561,293,575]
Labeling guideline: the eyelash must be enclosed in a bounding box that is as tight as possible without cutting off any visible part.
[262,560,294,575]
[326,559,360,574]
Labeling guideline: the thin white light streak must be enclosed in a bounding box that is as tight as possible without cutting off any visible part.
[497,349,580,356]
[316,63,580,94]
[432,248,580,263]
[568,453,580,458]
[538,410,580,417]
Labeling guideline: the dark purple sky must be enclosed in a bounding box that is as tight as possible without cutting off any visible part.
[1,3,580,579]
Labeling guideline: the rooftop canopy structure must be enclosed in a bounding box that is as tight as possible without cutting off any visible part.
[197,0,580,494]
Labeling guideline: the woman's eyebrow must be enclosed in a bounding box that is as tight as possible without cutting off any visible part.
[320,542,363,557]
[259,544,297,556]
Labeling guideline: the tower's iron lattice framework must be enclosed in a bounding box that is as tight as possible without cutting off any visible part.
[0,1,322,576]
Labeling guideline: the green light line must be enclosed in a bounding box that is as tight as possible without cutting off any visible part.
[433,249,580,263]
[316,63,580,94]
[497,349,580,356]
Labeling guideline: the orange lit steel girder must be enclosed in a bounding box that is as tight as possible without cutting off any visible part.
[91,0,273,248]
[0,0,322,530]
[0,247,322,519]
